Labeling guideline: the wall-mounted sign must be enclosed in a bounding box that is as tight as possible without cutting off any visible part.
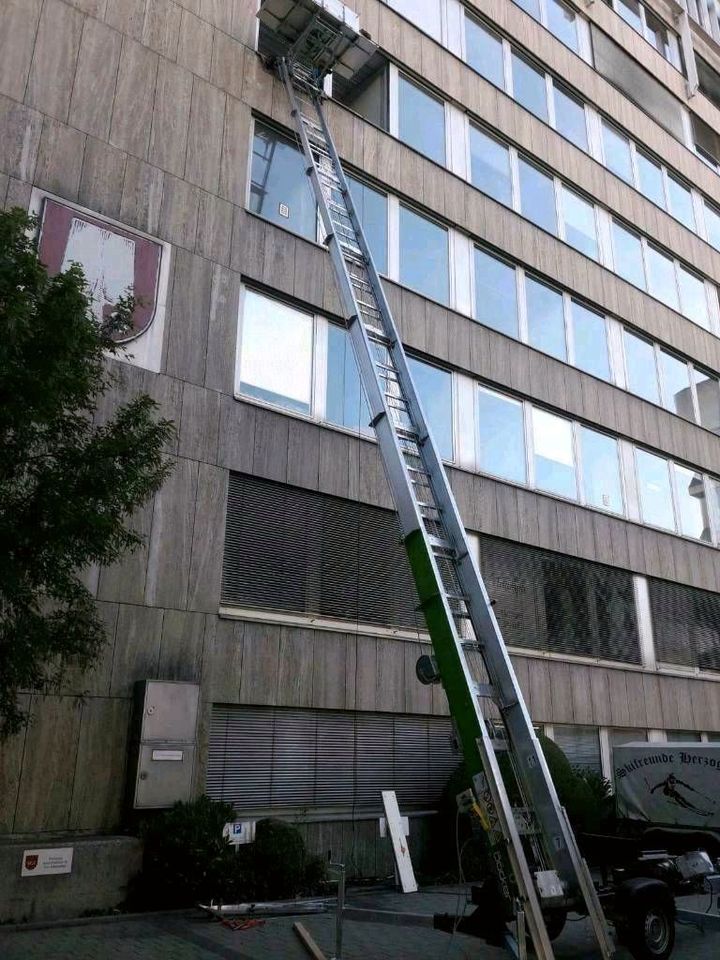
[223,821,257,845]
[37,198,162,343]
[21,847,74,877]
[151,749,184,761]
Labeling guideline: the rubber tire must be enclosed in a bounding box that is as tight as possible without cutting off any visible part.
[620,896,675,960]
[543,910,567,941]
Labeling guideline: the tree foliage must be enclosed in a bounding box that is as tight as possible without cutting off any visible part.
[0,208,174,737]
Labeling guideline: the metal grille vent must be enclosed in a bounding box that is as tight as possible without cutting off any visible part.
[648,577,720,672]
[221,473,422,630]
[206,704,458,815]
[478,535,641,664]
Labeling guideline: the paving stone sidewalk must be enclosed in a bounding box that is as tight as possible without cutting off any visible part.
[1,886,718,959]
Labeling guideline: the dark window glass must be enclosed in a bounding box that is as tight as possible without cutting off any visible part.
[469,126,512,206]
[570,301,610,381]
[347,176,388,274]
[398,74,445,165]
[519,159,557,234]
[624,331,659,403]
[512,52,548,122]
[474,248,518,338]
[526,277,566,361]
[249,123,316,240]
[477,389,526,484]
[465,15,505,88]
[326,323,371,434]
[648,578,720,672]
[407,357,453,460]
[554,85,587,150]
[399,205,449,304]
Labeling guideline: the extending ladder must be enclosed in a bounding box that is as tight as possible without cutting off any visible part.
[267,11,615,958]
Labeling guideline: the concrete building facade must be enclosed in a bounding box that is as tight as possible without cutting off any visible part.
[3,0,720,910]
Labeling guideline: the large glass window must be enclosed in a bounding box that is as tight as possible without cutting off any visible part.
[474,248,518,338]
[562,188,597,259]
[705,202,720,250]
[408,357,454,461]
[612,223,646,289]
[548,0,579,52]
[673,464,710,541]
[636,152,665,208]
[580,427,623,513]
[398,75,445,165]
[694,368,720,433]
[399,205,449,304]
[465,15,505,89]
[477,388,526,483]
[347,176,388,275]
[526,278,566,361]
[677,267,709,329]
[636,449,675,530]
[388,0,442,39]
[238,290,313,413]
[624,331,659,403]
[532,408,577,499]
[326,324,371,433]
[469,126,512,206]
[646,246,678,310]
[616,0,643,32]
[571,301,610,381]
[659,351,692,419]
[512,52,548,122]
[554,85,587,151]
[249,122,316,241]
[602,122,633,183]
[519,159,557,234]
[667,176,695,231]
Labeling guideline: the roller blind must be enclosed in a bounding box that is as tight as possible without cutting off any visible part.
[222,474,422,630]
[478,534,641,663]
[647,577,720,672]
[552,724,602,775]
[206,704,458,814]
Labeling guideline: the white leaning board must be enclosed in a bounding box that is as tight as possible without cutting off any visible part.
[381,790,417,893]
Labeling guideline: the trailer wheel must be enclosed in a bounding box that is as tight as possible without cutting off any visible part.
[543,909,567,941]
[620,896,675,960]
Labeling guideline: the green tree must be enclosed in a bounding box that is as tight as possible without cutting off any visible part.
[0,209,174,737]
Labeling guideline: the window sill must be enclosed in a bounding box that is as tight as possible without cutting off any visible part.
[218,604,431,643]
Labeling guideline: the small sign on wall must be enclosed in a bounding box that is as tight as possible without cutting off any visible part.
[21,847,74,877]
[223,821,257,845]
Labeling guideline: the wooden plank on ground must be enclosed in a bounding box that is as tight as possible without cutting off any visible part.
[293,921,328,960]
[381,790,418,893]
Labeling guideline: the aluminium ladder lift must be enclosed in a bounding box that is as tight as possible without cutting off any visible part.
[257,2,615,957]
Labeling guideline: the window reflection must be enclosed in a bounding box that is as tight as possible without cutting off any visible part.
[646,246,678,310]
[602,122,633,183]
[612,223,646,289]
[659,351,692,419]
[636,152,665,208]
[249,123,316,240]
[326,323,371,434]
[674,464,710,541]
[554,85,587,151]
[474,248,518,338]
[532,408,577,499]
[470,126,512,206]
[398,75,446,165]
[526,278,566,361]
[512,52,548,122]
[562,188,598,259]
[519,159,557,234]
[694,368,720,434]
[571,301,610,381]
[624,331,659,403]
[399,206,449,304]
[347,176,388,275]
[636,449,675,530]
[408,357,454,460]
[580,427,623,513]
[465,16,505,88]
[477,388,526,483]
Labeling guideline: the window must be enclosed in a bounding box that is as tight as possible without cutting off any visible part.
[644,9,672,60]
[658,351,692,419]
[474,248,518,338]
[677,267,709,329]
[237,290,313,413]
[408,357,453,460]
[570,301,610,381]
[561,188,597,259]
[515,0,540,15]
[222,474,420,627]
[326,323,371,433]
[479,534,641,662]
[554,85,587,151]
[531,408,577,499]
[666,729,702,742]
[526,277,566,361]
[465,15,505,89]
[519,159,557,234]
[387,0,442,40]
[612,223,645,289]
[399,205,449,304]
[667,176,695,231]
[547,0,579,53]
[616,0,643,32]
[646,246,678,310]
[673,464,710,541]
[512,52,548,122]
[552,725,602,775]
[694,368,720,433]
[477,388,526,483]
[398,75,445,165]
[207,704,457,815]
[636,152,665,208]
[348,176,388,274]
[635,449,675,530]
[648,577,720,672]
[602,122,633,183]
[249,122,316,241]
[469,126,512,206]
[580,427,623,513]
[705,203,720,251]
[624,331,659,403]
